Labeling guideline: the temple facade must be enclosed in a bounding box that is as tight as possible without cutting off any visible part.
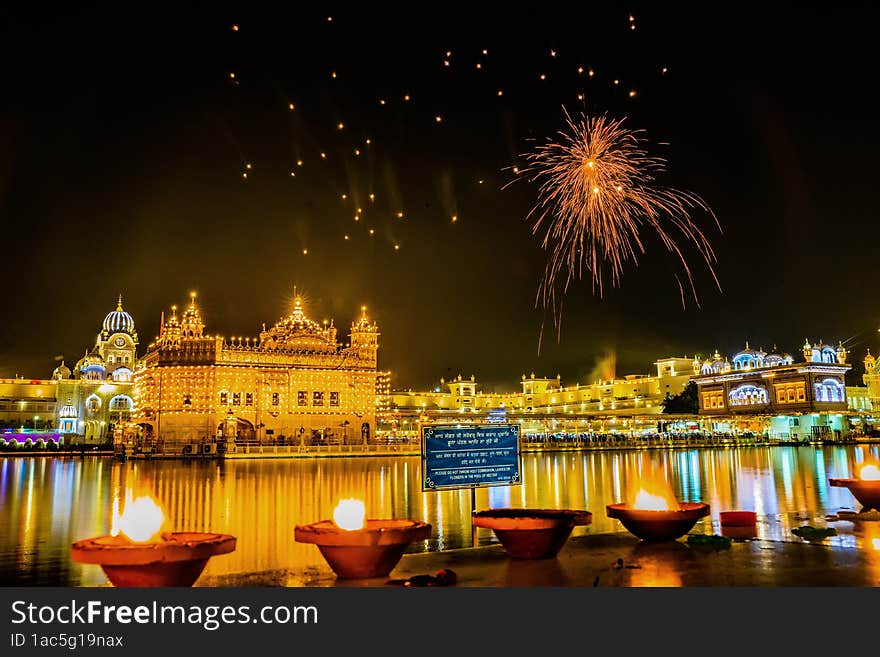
[693,341,852,440]
[0,296,137,445]
[384,357,696,438]
[131,292,380,454]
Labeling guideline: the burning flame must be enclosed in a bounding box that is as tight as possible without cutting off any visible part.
[859,464,880,481]
[332,498,366,531]
[630,478,680,511]
[110,490,165,543]
[633,489,672,511]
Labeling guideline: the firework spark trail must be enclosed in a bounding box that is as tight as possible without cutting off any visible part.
[520,109,721,334]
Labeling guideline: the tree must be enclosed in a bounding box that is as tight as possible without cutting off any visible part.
[662,381,699,415]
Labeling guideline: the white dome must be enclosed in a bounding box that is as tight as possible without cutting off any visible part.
[103,295,135,335]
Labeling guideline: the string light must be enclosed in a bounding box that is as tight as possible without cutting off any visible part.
[231,25,239,31]
[396,211,404,219]
[435,115,442,123]
[337,122,344,130]
[288,103,295,110]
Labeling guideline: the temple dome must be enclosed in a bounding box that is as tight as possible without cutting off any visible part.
[103,295,136,335]
[52,361,71,380]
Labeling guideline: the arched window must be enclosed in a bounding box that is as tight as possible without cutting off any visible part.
[729,384,768,406]
[816,378,843,403]
[109,395,133,411]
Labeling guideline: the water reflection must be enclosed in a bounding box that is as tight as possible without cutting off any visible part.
[1,445,878,585]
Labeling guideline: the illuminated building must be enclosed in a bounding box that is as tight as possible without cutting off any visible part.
[0,296,136,444]
[693,341,852,440]
[132,292,380,454]
[862,348,880,411]
[385,357,696,437]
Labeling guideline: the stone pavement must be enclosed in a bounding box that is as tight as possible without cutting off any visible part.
[203,529,880,587]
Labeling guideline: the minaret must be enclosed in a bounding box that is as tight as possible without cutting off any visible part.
[836,341,848,364]
[350,305,379,366]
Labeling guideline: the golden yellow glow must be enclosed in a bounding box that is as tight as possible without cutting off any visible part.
[476,63,482,69]
[321,152,327,159]
[592,187,599,194]
[296,159,303,167]
[341,193,347,199]
[497,90,503,96]
[396,211,404,218]
[630,476,679,511]
[540,73,546,80]
[662,67,668,74]
[860,464,880,480]
[629,90,637,98]
[290,171,296,177]
[379,99,386,105]
[550,49,556,57]
[288,103,295,110]
[337,122,344,130]
[369,193,375,201]
[632,489,670,510]
[435,115,442,123]
[331,71,337,78]
[333,498,366,530]
[229,72,235,79]
[112,493,165,543]
[404,94,410,101]
[302,249,308,255]
[232,25,239,31]
[588,69,594,77]
[394,244,400,250]
[344,235,349,240]
[369,229,375,235]
[242,173,247,179]
[245,163,252,169]
[451,215,458,222]
[354,149,360,156]
[578,66,584,74]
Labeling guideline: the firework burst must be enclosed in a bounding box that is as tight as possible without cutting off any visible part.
[520,109,721,331]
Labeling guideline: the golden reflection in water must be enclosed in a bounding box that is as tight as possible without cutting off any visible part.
[1,445,880,585]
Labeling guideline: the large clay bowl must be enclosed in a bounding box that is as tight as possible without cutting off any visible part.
[294,519,431,579]
[472,508,592,559]
[71,532,236,587]
[829,478,880,512]
[606,503,710,542]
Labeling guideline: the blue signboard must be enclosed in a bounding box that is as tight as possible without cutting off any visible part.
[422,424,521,491]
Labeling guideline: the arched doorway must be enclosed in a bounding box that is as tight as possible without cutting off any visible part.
[219,417,255,442]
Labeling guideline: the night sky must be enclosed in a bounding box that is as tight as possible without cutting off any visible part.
[1,3,877,389]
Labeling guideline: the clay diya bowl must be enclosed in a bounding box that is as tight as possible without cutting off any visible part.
[472,508,592,559]
[606,503,710,542]
[294,519,431,579]
[71,532,236,587]
[829,478,880,512]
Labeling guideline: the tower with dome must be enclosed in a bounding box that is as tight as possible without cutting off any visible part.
[47,296,137,443]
